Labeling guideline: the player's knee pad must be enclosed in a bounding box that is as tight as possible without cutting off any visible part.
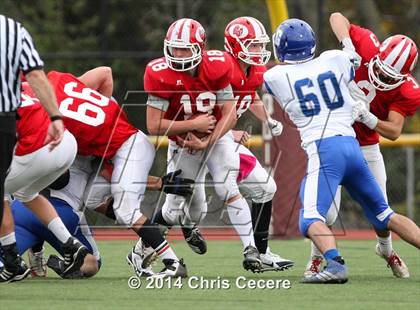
[187,201,208,224]
[366,206,394,231]
[251,176,277,204]
[13,192,38,203]
[212,169,240,202]
[84,176,112,211]
[299,209,325,237]
[325,188,341,226]
[325,206,338,226]
[162,195,186,225]
[112,191,143,226]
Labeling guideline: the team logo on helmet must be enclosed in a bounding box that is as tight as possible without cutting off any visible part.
[229,24,249,39]
[195,26,205,43]
[380,37,392,53]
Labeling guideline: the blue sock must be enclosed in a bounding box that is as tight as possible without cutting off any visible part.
[324,248,340,261]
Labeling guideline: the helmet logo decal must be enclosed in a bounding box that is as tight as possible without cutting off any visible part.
[195,26,205,43]
[379,37,392,52]
[229,24,249,39]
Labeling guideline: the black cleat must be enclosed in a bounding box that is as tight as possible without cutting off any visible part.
[0,256,30,283]
[47,255,84,279]
[181,225,207,255]
[61,237,89,277]
[243,245,262,272]
[153,259,188,278]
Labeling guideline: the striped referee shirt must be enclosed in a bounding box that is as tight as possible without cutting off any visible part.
[0,15,44,112]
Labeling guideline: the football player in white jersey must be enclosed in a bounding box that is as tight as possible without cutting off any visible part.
[264,18,420,283]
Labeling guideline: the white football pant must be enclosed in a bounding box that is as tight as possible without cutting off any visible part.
[5,130,77,202]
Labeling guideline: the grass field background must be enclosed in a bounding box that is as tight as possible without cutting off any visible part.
[1,239,419,310]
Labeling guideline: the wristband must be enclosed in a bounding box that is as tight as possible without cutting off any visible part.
[365,112,378,130]
[341,37,355,50]
[50,115,62,122]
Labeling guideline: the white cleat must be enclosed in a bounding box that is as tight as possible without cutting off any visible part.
[303,255,324,279]
[135,239,158,269]
[28,247,47,277]
[260,247,294,272]
[375,244,409,278]
[126,246,154,277]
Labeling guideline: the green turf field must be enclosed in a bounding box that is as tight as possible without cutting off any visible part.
[1,239,419,310]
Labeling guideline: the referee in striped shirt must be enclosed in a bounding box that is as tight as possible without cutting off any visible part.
[0,15,64,259]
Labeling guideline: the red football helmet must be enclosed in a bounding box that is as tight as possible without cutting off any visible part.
[164,18,206,72]
[368,35,418,91]
[224,16,271,66]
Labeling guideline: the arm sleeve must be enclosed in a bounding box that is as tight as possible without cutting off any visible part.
[216,84,235,102]
[19,26,44,74]
[335,51,355,84]
[146,94,170,112]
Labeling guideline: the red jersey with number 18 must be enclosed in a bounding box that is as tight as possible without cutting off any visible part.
[47,71,137,159]
[144,50,233,125]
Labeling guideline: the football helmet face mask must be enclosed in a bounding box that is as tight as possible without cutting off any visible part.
[164,18,206,72]
[368,35,418,91]
[224,16,271,66]
[272,18,316,64]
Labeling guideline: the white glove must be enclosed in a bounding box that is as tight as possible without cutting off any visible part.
[348,80,369,109]
[267,118,283,136]
[341,38,362,69]
[352,100,378,129]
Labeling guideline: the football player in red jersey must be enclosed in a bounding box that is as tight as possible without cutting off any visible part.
[211,16,293,272]
[22,67,188,278]
[145,18,262,267]
[1,82,87,282]
[303,12,419,279]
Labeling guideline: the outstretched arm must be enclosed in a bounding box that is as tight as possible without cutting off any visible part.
[329,12,351,42]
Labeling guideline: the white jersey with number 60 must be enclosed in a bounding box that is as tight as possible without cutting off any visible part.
[264,50,357,147]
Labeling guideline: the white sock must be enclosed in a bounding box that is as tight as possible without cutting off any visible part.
[227,198,255,249]
[377,234,393,257]
[311,241,323,258]
[155,241,178,261]
[134,238,143,253]
[47,217,72,244]
[0,232,16,246]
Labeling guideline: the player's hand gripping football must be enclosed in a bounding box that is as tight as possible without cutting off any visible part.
[192,113,217,133]
[233,130,250,144]
[45,118,65,151]
[267,118,283,136]
[176,132,210,151]
[161,169,194,197]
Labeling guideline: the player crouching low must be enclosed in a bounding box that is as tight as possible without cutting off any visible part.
[78,158,195,279]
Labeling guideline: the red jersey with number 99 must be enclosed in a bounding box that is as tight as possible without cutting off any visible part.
[16,83,50,156]
[144,50,233,129]
[47,71,137,159]
[349,24,420,146]
[224,52,266,118]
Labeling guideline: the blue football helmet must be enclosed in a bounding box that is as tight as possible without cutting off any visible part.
[272,18,316,63]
